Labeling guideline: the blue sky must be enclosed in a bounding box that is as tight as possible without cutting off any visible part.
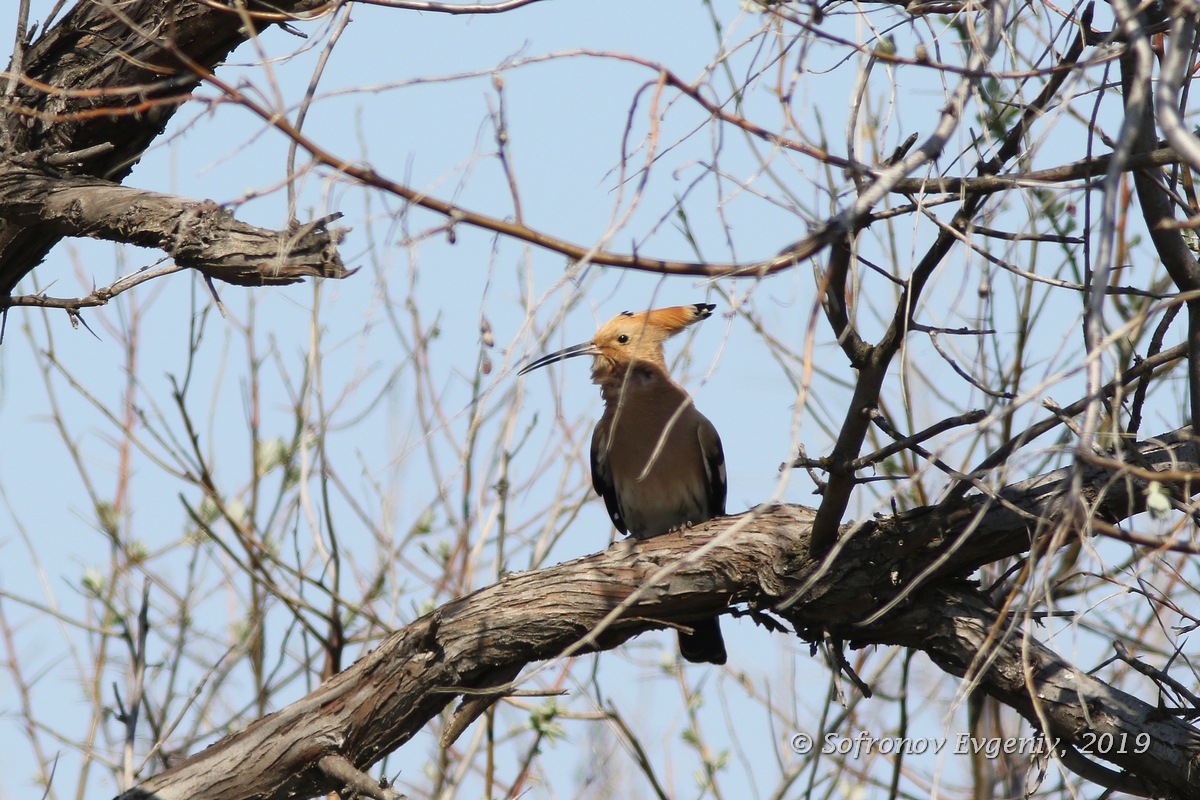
[1,0,1187,798]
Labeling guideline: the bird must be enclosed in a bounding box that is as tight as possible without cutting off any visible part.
[520,302,728,665]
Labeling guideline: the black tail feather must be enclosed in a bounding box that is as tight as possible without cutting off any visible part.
[678,617,727,665]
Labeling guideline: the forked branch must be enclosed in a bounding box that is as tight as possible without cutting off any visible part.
[0,167,352,300]
[119,428,1200,800]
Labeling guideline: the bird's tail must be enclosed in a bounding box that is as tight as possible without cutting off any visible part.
[678,617,727,665]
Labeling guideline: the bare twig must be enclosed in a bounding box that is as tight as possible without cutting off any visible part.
[853,410,987,470]
[348,0,546,12]
[927,332,1018,399]
[947,342,1188,501]
[1113,641,1200,708]
[2,263,186,311]
[318,754,408,800]
[122,581,150,791]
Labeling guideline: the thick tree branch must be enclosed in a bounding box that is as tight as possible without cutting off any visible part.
[0,167,351,294]
[857,586,1193,799]
[120,428,1200,800]
[0,0,1185,300]
[0,0,335,295]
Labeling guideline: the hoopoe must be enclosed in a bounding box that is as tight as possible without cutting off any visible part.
[520,302,728,664]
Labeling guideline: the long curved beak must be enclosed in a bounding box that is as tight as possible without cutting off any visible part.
[518,341,598,375]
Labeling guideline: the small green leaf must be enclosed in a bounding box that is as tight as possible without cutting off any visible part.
[82,567,106,598]
[96,502,119,536]
[255,438,289,477]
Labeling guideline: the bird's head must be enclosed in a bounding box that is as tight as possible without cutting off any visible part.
[519,303,715,381]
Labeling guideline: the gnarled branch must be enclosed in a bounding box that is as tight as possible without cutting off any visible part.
[120,428,1200,800]
[0,0,341,295]
[0,166,351,296]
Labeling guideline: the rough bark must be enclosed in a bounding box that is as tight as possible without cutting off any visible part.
[0,165,350,287]
[0,0,347,296]
[118,428,1200,800]
[863,587,1200,799]
[0,166,351,289]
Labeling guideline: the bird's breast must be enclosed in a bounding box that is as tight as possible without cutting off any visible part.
[602,399,710,539]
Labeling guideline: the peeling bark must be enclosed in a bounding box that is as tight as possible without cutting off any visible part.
[0,166,351,288]
[864,588,1199,798]
[0,0,348,295]
[118,429,1200,800]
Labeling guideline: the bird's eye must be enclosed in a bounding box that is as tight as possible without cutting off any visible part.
[617,334,630,344]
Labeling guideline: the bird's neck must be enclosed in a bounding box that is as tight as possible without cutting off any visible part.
[594,361,685,407]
